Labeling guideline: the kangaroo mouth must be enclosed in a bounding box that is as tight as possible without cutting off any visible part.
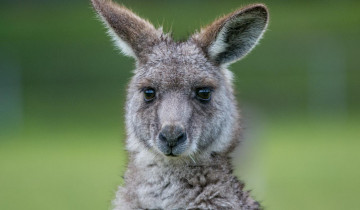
[157,139,188,157]
[166,153,178,157]
[160,145,183,157]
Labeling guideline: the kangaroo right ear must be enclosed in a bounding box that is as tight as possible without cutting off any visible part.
[193,4,269,66]
[91,0,161,62]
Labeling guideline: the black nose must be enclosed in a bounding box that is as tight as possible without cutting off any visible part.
[159,125,187,147]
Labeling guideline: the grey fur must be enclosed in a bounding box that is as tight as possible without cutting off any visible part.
[91,0,269,209]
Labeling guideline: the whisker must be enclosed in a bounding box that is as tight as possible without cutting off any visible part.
[189,154,196,164]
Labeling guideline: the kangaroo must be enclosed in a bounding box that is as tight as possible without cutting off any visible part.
[91,0,269,209]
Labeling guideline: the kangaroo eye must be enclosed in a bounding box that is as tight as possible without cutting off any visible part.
[144,88,156,101]
[196,88,212,101]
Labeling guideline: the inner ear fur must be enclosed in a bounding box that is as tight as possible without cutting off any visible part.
[193,4,269,66]
[91,0,162,62]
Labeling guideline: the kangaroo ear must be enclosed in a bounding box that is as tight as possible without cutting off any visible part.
[91,0,161,62]
[193,4,269,66]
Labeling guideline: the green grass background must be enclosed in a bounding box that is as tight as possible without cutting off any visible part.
[1,0,359,209]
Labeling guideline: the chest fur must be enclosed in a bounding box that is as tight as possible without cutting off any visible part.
[121,164,247,209]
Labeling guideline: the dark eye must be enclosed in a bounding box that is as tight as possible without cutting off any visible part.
[144,88,156,101]
[196,88,212,101]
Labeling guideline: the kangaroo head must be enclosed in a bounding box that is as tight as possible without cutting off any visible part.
[92,0,269,160]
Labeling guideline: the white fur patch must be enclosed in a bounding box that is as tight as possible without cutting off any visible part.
[106,27,136,57]
[222,68,234,83]
[207,109,235,153]
[208,27,229,60]
[208,14,268,65]
[97,14,136,58]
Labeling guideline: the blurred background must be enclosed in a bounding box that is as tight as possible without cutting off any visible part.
[0,0,359,209]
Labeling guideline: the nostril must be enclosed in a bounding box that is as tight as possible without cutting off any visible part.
[177,133,187,145]
[159,132,167,142]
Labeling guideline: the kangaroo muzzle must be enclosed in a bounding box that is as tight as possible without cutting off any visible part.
[157,124,187,156]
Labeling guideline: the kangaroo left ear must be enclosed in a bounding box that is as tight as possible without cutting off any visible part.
[193,4,269,66]
[91,0,162,63]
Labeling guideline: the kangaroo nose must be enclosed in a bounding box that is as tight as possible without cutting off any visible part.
[159,125,187,147]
